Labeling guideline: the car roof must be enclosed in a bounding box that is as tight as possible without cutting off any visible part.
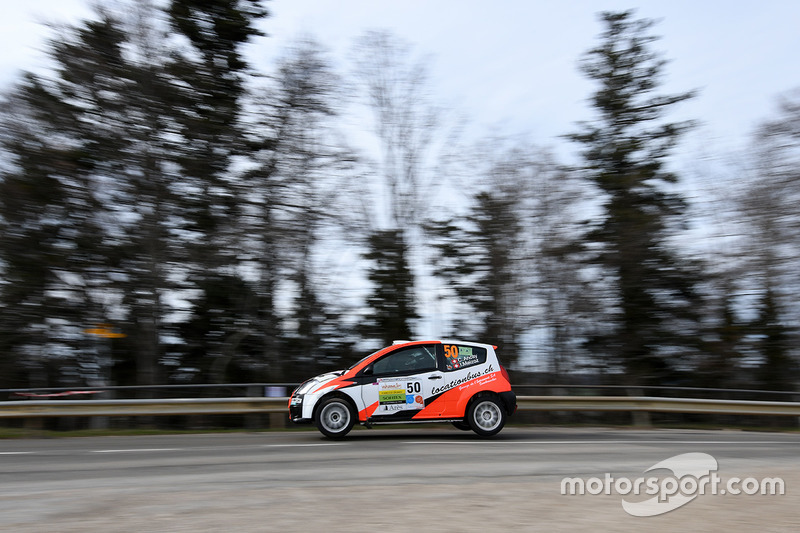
[392,339,492,348]
[347,340,496,374]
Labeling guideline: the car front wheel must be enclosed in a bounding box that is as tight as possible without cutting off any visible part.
[315,397,356,439]
[467,396,506,437]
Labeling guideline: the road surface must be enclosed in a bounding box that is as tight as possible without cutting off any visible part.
[1,426,797,532]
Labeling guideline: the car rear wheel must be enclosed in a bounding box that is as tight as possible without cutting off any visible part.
[467,396,506,437]
[316,397,356,439]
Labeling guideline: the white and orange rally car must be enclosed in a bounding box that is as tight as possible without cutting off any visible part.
[288,340,517,438]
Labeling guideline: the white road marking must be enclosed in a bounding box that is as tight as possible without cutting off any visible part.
[91,448,182,453]
[3,444,346,455]
[3,438,793,456]
[264,443,345,447]
[403,440,793,445]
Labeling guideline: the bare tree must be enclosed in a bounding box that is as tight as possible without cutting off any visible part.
[734,89,800,388]
[425,139,589,372]
[241,37,354,379]
[350,30,450,343]
[352,30,442,230]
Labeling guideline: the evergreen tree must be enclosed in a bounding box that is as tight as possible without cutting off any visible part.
[167,0,267,241]
[0,9,178,388]
[242,37,350,380]
[425,191,523,363]
[166,0,270,381]
[568,11,703,384]
[178,274,261,383]
[695,287,746,388]
[352,31,445,344]
[0,82,103,386]
[751,287,795,390]
[736,89,800,390]
[362,230,418,345]
[0,1,269,389]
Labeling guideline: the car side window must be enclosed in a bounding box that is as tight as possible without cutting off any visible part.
[442,344,487,371]
[371,345,438,376]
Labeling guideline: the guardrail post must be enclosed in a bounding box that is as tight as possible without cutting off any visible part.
[796,393,800,428]
[89,388,111,430]
[264,386,287,429]
[246,385,261,430]
[628,388,652,427]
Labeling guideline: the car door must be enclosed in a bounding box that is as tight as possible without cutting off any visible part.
[359,344,444,420]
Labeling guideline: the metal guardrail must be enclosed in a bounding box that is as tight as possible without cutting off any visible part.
[2,396,800,419]
[516,396,800,416]
[0,383,300,394]
[0,397,287,418]
[3,383,797,399]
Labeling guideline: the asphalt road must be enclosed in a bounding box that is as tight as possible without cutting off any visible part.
[1,426,798,532]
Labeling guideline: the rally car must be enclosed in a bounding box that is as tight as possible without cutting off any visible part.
[288,340,517,438]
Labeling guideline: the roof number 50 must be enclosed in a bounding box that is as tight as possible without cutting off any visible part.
[444,345,458,359]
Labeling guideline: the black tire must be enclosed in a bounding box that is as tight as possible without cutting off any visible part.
[315,397,356,439]
[452,421,471,431]
[467,396,506,437]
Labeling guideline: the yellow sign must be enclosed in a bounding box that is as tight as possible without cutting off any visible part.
[84,324,127,339]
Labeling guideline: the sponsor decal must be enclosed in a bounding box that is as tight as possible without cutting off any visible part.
[379,389,406,405]
[431,365,495,395]
[458,354,479,366]
[477,375,497,386]
[444,344,481,370]
[377,379,424,411]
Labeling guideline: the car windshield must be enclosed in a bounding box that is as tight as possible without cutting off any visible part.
[346,349,382,371]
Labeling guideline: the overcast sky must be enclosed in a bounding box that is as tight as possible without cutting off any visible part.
[2,0,799,160]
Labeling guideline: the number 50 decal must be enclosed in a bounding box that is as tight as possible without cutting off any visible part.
[406,381,421,393]
[444,345,458,358]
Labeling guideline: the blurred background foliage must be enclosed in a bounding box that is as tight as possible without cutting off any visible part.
[0,2,798,392]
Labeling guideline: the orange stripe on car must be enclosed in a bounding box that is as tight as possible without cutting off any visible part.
[360,400,380,421]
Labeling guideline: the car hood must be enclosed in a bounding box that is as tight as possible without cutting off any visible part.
[295,370,345,394]
[311,370,344,383]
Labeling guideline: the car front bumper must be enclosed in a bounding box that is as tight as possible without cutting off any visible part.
[288,394,315,423]
[289,394,305,421]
